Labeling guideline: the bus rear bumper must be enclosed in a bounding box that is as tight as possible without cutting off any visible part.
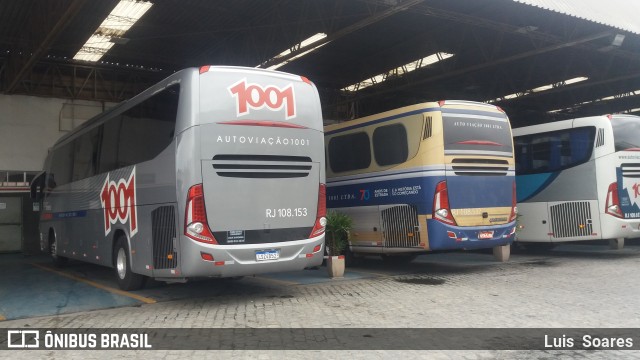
[177,235,325,278]
[600,215,640,240]
[427,220,516,251]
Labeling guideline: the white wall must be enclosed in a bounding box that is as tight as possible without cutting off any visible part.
[0,94,117,171]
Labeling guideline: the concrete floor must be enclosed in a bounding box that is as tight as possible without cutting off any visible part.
[1,240,640,358]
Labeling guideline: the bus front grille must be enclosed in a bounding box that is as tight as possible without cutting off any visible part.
[212,154,312,178]
[381,205,421,248]
[550,202,593,238]
[152,206,178,269]
[450,158,509,176]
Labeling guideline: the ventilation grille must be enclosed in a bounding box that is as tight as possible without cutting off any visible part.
[450,158,509,176]
[212,154,312,178]
[549,202,592,238]
[381,205,420,248]
[621,163,640,178]
[595,128,605,147]
[423,116,433,139]
[152,206,177,269]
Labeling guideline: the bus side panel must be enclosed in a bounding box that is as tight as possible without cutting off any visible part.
[514,202,550,242]
[330,205,383,254]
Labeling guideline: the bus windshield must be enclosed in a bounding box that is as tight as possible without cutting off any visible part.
[611,116,640,151]
[442,114,513,156]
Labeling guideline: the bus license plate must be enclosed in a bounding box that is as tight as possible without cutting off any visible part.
[478,231,494,240]
[256,250,279,261]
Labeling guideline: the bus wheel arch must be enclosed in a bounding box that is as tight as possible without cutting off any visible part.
[48,228,67,267]
[112,232,146,290]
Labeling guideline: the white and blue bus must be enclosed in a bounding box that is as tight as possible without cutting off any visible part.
[324,101,517,263]
[31,66,326,290]
[514,114,640,249]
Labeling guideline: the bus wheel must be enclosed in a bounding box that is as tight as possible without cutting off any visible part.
[493,244,510,262]
[609,238,624,250]
[49,234,68,268]
[114,237,146,291]
[344,247,357,267]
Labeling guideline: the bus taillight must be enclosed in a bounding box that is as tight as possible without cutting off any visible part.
[185,184,218,244]
[433,180,457,226]
[509,181,517,223]
[605,182,624,218]
[310,184,327,237]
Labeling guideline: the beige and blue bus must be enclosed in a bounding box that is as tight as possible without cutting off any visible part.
[324,100,517,263]
[31,66,326,290]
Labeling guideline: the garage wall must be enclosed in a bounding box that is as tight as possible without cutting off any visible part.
[0,94,117,171]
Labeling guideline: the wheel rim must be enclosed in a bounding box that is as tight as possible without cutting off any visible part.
[116,248,127,279]
[50,238,57,259]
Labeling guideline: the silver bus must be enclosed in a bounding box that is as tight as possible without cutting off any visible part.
[31,66,326,290]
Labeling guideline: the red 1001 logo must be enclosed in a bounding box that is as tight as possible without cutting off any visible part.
[100,167,137,237]
[228,79,296,119]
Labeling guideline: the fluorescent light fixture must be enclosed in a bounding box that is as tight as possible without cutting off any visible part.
[488,76,588,103]
[342,52,454,92]
[623,107,640,114]
[74,0,153,62]
[612,34,625,47]
[257,33,329,70]
[547,88,640,114]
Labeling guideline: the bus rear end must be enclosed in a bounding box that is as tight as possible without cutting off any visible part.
[602,114,640,244]
[179,66,325,278]
[428,101,516,253]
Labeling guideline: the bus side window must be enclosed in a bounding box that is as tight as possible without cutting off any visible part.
[49,141,74,187]
[117,84,179,167]
[99,116,122,174]
[531,139,550,172]
[72,126,101,181]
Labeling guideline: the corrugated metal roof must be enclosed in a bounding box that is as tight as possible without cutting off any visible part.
[514,0,640,35]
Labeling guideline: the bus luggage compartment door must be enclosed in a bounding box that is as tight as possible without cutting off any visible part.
[380,204,420,248]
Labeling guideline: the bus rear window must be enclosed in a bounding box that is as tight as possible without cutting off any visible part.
[442,115,513,156]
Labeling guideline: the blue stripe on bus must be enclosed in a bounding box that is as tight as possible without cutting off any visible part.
[328,174,513,214]
[328,168,444,185]
[53,211,88,219]
[515,172,560,202]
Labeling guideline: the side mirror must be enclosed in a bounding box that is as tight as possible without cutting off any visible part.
[30,171,46,201]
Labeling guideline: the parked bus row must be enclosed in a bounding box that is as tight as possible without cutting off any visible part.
[30,66,640,290]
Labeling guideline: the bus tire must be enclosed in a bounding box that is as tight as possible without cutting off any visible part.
[493,244,510,262]
[609,238,624,250]
[114,236,146,291]
[344,247,356,267]
[49,233,68,268]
